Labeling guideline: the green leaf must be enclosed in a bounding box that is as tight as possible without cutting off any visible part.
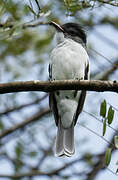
[104,148,112,166]
[29,151,37,157]
[103,118,107,136]
[107,106,114,124]
[116,161,118,165]
[114,136,118,149]
[100,100,107,118]
[9,28,15,36]
[15,142,22,160]
[0,4,5,17]
[23,5,30,15]
[0,121,4,130]
[14,160,23,174]
[84,153,93,166]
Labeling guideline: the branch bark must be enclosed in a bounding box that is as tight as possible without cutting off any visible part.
[0,80,118,94]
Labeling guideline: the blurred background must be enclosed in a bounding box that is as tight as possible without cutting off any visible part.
[0,0,118,179]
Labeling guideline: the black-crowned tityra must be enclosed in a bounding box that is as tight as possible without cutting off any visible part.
[49,21,90,157]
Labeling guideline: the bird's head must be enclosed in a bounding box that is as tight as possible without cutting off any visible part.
[49,21,86,44]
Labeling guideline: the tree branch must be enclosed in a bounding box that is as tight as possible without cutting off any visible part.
[93,59,118,80]
[0,108,51,139]
[97,0,118,7]
[0,80,118,94]
[34,0,41,11]
[0,94,48,116]
[0,157,85,178]
[0,21,48,29]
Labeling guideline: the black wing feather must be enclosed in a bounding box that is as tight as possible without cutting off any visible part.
[73,62,89,125]
[49,92,59,126]
[49,62,59,126]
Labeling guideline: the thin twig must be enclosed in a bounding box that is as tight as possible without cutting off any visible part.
[0,21,49,29]
[97,0,118,7]
[83,110,118,134]
[94,30,118,51]
[107,102,118,112]
[90,48,118,69]
[34,0,41,11]
[78,122,115,149]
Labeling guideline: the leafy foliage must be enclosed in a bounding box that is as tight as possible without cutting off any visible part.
[114,136,118,149]
[100,100,115,136]
[104,148,112,166]
[100,100,107,118]
[107,106,114,125]
[103,118,107,136]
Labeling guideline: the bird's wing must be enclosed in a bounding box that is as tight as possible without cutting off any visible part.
[49,92,59,126]
[49,63,59,126]
[48,64,52,80]
[74,91,86,125]
[74,62,89,125]
[84,62,89,80]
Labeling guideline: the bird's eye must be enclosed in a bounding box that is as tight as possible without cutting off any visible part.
[70,30,76,35]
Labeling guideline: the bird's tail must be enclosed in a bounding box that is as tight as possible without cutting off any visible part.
[55,119,75,157]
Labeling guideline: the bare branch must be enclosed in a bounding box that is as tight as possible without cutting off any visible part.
[0,157,82,178]
[97,0,118,7]
[90,49,118,80]
[90,48,118,69]
[93,61,118,80]
[86,154,105,180]
[0,21,49,30]
[22,21,48,28]
[94,30,118,51]
[0,108,51,139]
[34,0,41,11]
[0,80,118,94]
[0,94,48,116]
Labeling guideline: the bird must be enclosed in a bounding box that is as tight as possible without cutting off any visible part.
[49,21,90,157]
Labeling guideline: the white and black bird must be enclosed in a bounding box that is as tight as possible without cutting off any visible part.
[49,21,90,157]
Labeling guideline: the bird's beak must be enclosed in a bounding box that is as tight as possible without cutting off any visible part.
[49,21,64,32]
